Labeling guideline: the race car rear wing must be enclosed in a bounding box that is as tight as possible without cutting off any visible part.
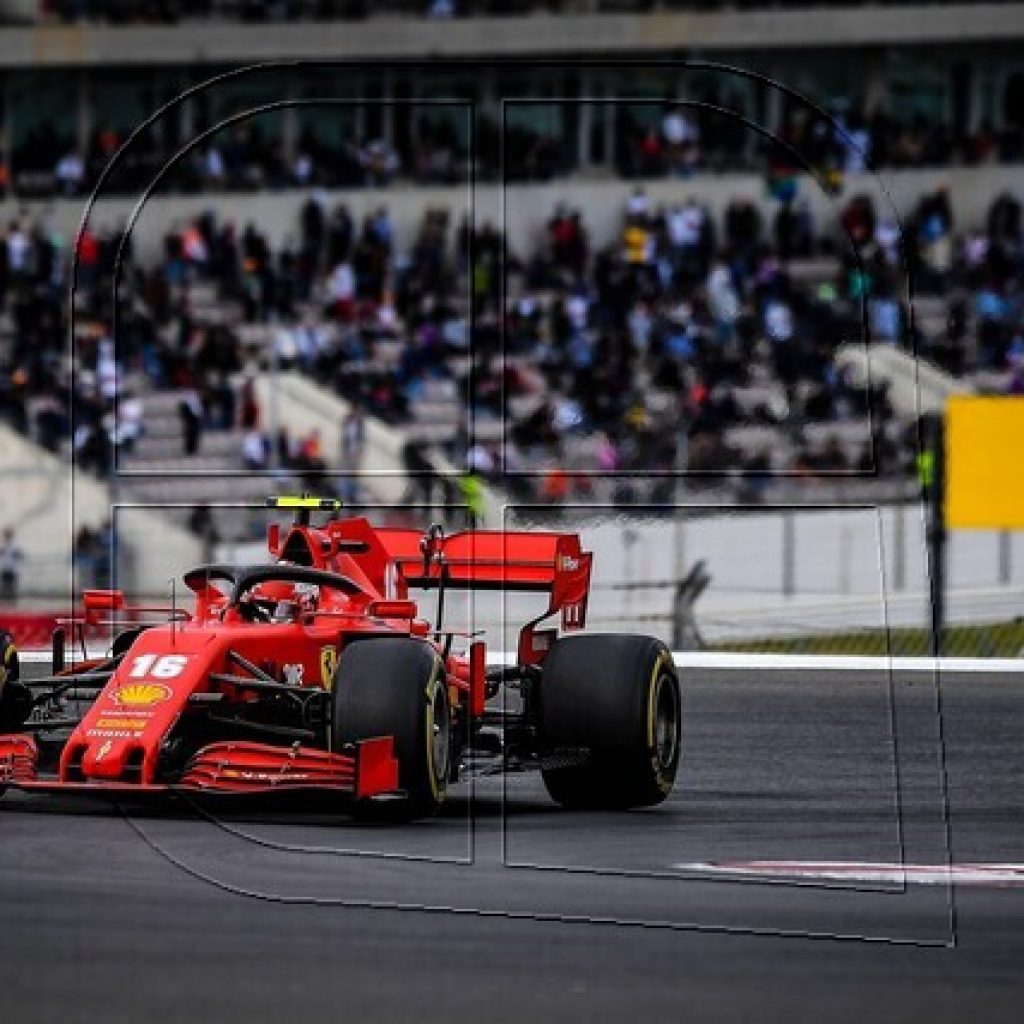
[373,527,593,663]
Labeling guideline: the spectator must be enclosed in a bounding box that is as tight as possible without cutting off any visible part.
[6,221,30,290]
[0,528,22,602]
[205,145,227,189]
[458,469,485,528]
[295,428,326,490]
[360,139,400,187]
[242,428,269,470]
[326,258,356,321]
[839,108,871,173]
[178,387,204,455]
[707,262,740,343]
[114,390,145,453]
[239,377,261,430]
[188,504,221,564]
[340,403,366,503]
[55,150,85,196]
[662,105,699,176]
[74,526,100,591]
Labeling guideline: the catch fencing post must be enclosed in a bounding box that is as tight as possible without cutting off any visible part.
[922,414,946,656]
[782,511,795,597]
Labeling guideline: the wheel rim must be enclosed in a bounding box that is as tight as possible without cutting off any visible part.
[652,673,680,770]
[430,685,450,787]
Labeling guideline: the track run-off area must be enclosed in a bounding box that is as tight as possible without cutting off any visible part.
[2,655,1024,1022]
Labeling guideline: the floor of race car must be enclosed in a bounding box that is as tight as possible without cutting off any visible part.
[2,666,1023,1023]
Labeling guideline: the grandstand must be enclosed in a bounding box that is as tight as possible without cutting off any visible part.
[0,4,1022,196]
[0,2,1022,637]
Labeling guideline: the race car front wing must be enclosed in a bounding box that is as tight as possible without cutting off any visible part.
[0,734,399,800]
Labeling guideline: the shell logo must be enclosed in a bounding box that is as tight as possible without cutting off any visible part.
[113,683,172,707]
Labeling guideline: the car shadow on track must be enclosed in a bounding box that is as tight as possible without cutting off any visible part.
[0,786,583,831]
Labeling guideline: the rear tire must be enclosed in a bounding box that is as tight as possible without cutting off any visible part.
[332,637,450,818]
[539,634,681,810]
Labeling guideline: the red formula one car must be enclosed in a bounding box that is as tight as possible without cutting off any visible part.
[0,498,681,816]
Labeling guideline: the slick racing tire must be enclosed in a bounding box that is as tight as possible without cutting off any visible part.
[539,634,681,810]
[0,630,21,798]
[0,630,19,690]
[332,637,450,818]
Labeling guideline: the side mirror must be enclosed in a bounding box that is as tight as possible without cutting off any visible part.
[83,589,126,624]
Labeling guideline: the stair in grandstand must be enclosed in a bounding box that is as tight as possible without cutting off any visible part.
[115,384,308,543]
[835,341,968,420]
[409,375,467,447]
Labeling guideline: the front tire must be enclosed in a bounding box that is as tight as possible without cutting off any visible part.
[0,630,21,798]
[540,634,681,810]
[332,637,450,818]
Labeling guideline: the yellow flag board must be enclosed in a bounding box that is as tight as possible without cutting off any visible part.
[945,396,1024,530]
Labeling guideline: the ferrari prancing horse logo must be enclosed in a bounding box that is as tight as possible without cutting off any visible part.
[320,646,338,690]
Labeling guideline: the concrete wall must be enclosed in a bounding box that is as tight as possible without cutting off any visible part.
[0,425,78,598]
[4,163,1022,265]
[0,424,201,599]
[505,506,1024,643]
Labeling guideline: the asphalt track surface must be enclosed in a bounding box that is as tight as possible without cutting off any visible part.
[2,665,1024,1022]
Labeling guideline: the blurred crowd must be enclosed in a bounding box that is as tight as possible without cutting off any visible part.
[3,179,1024,510]
[29,2,1015,25]
[40,2,373,22]
[4,91,1024,199]
[0,213,149,475]
[613,103,1024,182]
[6,118,463,199]
[26,3,672,24]
[506,181,1024,496]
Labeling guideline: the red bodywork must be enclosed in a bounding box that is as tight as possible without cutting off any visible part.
[0,514,592,802]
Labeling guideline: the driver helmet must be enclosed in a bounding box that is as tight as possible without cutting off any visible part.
[249,579,298,603]
[293,581,320,614]
[248,579,301,621]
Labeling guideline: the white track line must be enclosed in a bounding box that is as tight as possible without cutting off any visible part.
[489,651,1024,674]
[18,649,1024,674]
[672,652,1024,674]
[19,650,107,664]
[674,861,1024,887]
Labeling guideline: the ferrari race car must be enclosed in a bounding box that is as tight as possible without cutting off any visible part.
[0,498,681,816]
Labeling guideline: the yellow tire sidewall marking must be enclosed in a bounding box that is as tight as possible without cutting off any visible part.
[423,655,446,803]
[0,641,14,692]
[646,649,676,793]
